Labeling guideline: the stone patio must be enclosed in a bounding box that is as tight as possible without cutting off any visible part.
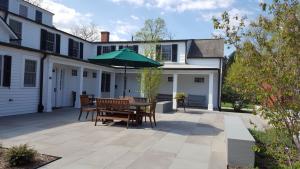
[0,108,266,169]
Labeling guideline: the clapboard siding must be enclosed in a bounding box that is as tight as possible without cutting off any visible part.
[0,46,41,116]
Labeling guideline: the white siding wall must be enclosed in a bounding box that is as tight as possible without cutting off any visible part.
[158,74,173,94]
[82,69,97,96]
[62,65,79,107]
[115,73,141,98]
[0,47,41,116]
[186,58,220,68]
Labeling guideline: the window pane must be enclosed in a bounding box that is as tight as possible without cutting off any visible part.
[73,41,79,57]
[46,32,55,52]
[24,60,37,87]
[161,45,172,61]
[0,0,8,10]
[19,5,28,17]
[36,10,42,23]
[102,46,111,54]
[9,19,22,45]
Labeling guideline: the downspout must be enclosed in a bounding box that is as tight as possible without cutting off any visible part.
[38,53,48,113]
[217,57,223,111]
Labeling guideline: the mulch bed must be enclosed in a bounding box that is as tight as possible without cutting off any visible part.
[0,148,61,169]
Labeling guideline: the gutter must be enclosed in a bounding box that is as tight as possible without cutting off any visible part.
[38,53,48,113]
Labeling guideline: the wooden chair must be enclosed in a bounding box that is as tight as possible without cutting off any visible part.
[78,95,96,121]
[142,102,157,128]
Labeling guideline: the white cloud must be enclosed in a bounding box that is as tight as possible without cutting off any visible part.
[110,0,235,12]
[41,0,93,32]
[130,15,139,20]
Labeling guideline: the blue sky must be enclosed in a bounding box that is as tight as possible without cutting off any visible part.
[40,0,263,56]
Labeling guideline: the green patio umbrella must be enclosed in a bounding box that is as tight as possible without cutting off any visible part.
[89,48,162,97]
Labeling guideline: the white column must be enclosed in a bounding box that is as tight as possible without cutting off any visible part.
[172,73,178,109]
[208,72,214,111]
[95,69,102,98]
[44,59,53,112]
[110,72,116,98]
[75,66,83,108]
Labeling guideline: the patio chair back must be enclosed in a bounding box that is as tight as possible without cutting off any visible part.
[120,96,135,104]
[134,97,147,103]
[80,95,90,107]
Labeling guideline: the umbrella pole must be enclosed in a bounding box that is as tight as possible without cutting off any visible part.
[123,65,127,97]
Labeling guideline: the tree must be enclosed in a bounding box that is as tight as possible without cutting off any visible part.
[71,23,100,42]
[135,18,170,102]
[213,0,300,157]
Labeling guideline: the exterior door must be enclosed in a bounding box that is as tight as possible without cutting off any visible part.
[52,67,64,108]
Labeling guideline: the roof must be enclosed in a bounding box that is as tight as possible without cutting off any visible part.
[187,39,224,58]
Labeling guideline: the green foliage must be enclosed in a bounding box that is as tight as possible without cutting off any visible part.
[175,92,186,100]
[138,68,162,102]
[5,144,37,167]
[250,129,299,168]
[214,0,300,152]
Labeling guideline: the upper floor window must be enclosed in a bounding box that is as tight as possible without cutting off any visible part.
[9,19,22,45]
[35,10,43,23]
[24,59,37,87]
[102,46,116,54]
[68,39,84,59]
[0,0,8,10]
[19,4,28,17]
[161,45,172,61]
[156,44,178,62]
[0,55,12,87]
[40,29,61,53]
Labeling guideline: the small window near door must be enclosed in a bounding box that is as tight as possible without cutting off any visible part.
[19,4,28,17]
[71,69,77,76]
[194,77,205,83]
[83,71,88,77]
[24,59,37,87]
[92,72,97,78]
[168,76,173,82]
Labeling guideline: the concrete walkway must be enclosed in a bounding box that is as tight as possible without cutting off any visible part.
[0,108,265,169]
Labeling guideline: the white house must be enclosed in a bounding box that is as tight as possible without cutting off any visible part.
[0,0,224,117]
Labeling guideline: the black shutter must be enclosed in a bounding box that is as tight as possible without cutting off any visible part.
[133,45,138,53]
[156,45,161,59]
[40,29,47,50]
[55,34,61,54]
[172,44,178,62]
[101,73,105,92]
[119,45,123,50]
[68,38,73,57]
[80,42,84,59]
[3,55,12,87]
[111,45,116,51]
[97,46,102,55]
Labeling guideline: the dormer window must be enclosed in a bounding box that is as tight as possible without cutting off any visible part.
[35,10,43,23]
[161,45,172,61]
[0,0,8,10]
[19,4,28,17]
[9,19,22,45]
[68,39,84,59]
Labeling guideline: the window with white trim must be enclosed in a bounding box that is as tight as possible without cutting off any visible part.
[46,32,55,52]
[72,69,77,76]
[168,76,173,82]
[161,45,172,61]
[24,59,37,87]
[92,72,97,78]
[9,19,22,45]
[194,77,205,83]
[19,4,28,17]
[83,71,88,77]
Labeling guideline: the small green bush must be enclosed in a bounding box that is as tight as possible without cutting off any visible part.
[250,129,299,169]
[175,92,186,100]
[4,144,37,167]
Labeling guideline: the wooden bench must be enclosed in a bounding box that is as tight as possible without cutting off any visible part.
[224,116,255,168]
[95,99,134,128]
[156,94,172,102]
[187,94,206,107]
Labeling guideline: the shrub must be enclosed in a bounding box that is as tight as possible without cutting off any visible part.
[4,144,37,167]
[250,129,299,169]
[175,92,186,100]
